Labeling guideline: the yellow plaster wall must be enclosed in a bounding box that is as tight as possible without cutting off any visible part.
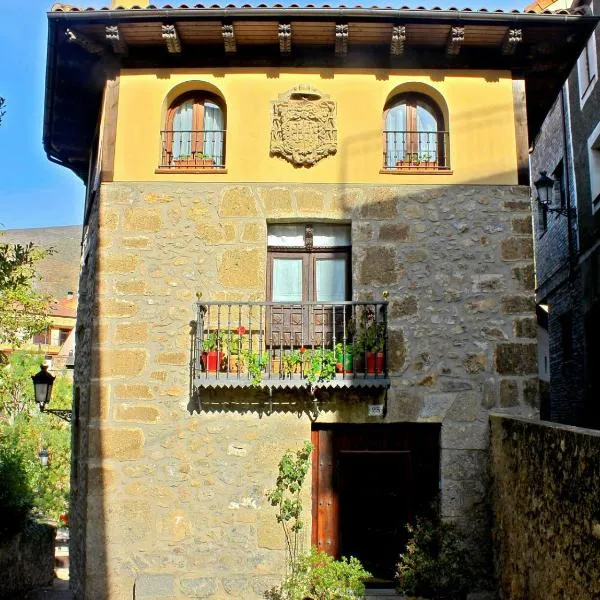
[114,69,518,185]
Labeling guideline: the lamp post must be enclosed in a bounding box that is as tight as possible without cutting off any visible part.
[38,448,50,467]
[534,170,574,217]
[31,364,72,422]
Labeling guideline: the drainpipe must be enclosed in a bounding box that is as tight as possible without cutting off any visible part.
[561,85,575,280]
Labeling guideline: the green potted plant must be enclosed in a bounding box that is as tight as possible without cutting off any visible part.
[358,309,386,374]
[173,151,216,168]
[335,342,354,374]
[201,331,225,373]
[282,349,303,378]
[304,348,336,384]
[244,350,269,386]
[227,325,247,373]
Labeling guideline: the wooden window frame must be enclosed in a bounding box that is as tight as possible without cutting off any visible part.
[163,91,226,167]
[383,92,447,170]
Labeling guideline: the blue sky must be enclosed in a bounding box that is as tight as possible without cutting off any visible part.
[0,0,526,230]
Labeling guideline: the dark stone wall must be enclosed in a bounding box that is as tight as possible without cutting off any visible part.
[491,414,600,600]
[0,521,56,598]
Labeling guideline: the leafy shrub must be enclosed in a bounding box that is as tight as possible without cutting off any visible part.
[396,515,473,600]
[268,547,371,600]
[0,443,33,539]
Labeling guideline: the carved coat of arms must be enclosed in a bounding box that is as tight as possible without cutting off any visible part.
[270,86,337,167]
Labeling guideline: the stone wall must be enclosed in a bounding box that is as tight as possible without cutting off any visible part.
[0,521,56,598]
[490,414,600,599]
[77,181,537,599]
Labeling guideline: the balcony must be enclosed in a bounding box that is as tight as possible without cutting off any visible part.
[158,130,225,170]
[382,130,450,172]
[192,301,390,391]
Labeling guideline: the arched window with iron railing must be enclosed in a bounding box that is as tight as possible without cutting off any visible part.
[383,93,448,171]
[160,91,225,169]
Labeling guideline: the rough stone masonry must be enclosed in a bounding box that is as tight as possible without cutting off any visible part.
[72,182,537,599]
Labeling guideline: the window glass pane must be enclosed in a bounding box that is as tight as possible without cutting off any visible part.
[172,100,193,160]
[272,259,303,302]
[203,101,224,165]
[267,225,305,247]
[385,104,407,167]
[316,259,346,302]
[313,225,351,247]
[416,102,438,162]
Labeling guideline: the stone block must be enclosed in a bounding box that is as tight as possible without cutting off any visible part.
[99,253,139,274]
[114,383,153,400]
[481,326,508,341]
[122,236,150,248]
[157,352,187,365]
[501,295,535,314]
[352,222,373,242]
[257,508,285,549]
[503,200,530,211]
[441,420,489,450]
[419,393,456,421]
[523,377,540,408]
[259,187,292,215]
[463,354,487,374]
[388,328,406,371]
[123,207,162,232]
[446,392,479,421]
[114,280,148,295]
[135,574,175,598]
[114,322,150,344]
[499,379,519,407]
[90,427,144,460]
[360,188,399,219]
[196,223,236,244]
[100,207,119,231]
[295,189,325,212]
[90,381,110,420]
[144,192,174,203]
[512,216,533,235]
[481,378,498,409]
[222,577,250,597]
[512,263,535,291]
[390,295,418,317]
[501,237,533,260]
[98,349,147,377]
[471,274,504,293]
[98,298,139,318]
[220,187,257,216]
[115,404,160,423]
[442,449,488,480]
[379,223,410,242]
[241,222,265,243]
[358,246,399,285]
[88,466,115,495]
[218,248,264,288]
[495,343,537,375]
[180,577,218,598]
[514,317,537,338]
[442,478,487,517]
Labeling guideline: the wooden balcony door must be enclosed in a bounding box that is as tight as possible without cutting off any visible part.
[311,424,440,582]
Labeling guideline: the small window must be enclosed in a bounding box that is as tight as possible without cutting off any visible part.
[160,92,225,169]
[578,31,597,106]
[383,93,447,171]
[588,122,600,212]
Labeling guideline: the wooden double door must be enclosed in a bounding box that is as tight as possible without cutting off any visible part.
[311,424,440,582]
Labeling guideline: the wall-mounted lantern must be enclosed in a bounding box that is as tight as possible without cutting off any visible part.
[31,365,72,423]
[535,170,573,218]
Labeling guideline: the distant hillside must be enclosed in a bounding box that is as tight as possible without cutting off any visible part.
[1,225,82,300]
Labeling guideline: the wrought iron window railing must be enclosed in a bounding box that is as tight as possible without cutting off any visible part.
[159,130,226,169]
[383,130,449,170]
[192,300,390,390]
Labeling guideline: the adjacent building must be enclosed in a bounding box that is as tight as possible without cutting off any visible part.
[43,2,596,598]
[528,0,600,426]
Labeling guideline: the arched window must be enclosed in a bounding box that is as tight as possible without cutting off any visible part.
[383,93,447,170]
[161,92,225,169]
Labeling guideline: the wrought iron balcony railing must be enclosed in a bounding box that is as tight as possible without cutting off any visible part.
[383,130,449,170]
[192,301,390,390]
[159,130,226,169]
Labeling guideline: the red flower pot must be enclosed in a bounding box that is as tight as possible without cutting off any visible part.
[366,352,384,374]
[201,351,223,372]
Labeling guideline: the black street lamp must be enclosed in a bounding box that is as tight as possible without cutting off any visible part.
[31,364,72,423]
[38,448,50,467]
[534,170,574,217]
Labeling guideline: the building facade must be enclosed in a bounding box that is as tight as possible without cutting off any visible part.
[529,0,600,426]
[43,3,595,598]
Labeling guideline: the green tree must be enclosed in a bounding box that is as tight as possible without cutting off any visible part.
[0,97,5,126]
[0,352,71,522]
[0,239,52,348]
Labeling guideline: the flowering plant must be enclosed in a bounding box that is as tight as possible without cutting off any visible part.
[227,325,247,355]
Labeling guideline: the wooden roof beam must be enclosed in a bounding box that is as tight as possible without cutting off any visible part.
[105,25,127,55]
[161,24,181,54]
[446,25,464,55]
[279,23,292,54]
[65,28,104,55]
[222,23,237,53]
[390,25,406,56]
[335,23,348,56]
[502,28,522,55]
